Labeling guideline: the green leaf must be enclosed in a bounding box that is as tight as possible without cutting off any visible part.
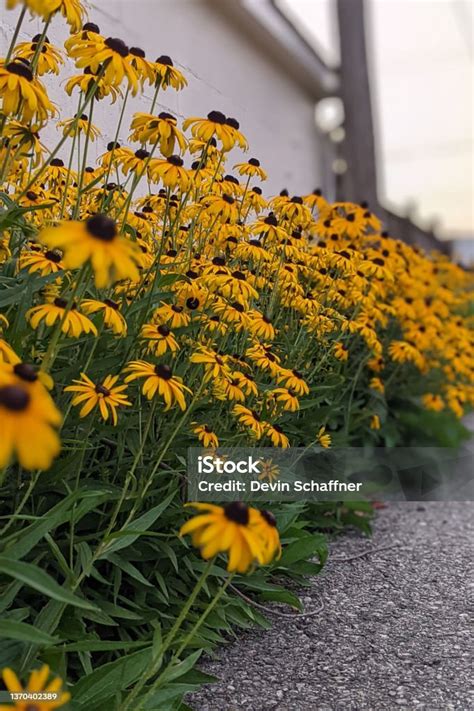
[71,647,152,707]
[0,619,58,645]
[278,533,327,567]
[102,492,175,555]
[0,557,98,611]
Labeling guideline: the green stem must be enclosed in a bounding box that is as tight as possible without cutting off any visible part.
[120,558,215,711]
[4,5,26,63]
[72,97,95,219]
[41,264,89,372]
[141,572,234,707]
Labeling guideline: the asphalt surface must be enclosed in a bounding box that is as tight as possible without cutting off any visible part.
[187,502,474,711]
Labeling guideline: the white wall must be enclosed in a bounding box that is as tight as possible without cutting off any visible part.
[0,0,327,195]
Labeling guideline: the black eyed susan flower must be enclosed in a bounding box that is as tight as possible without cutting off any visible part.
[26,298,97,337]
[248,311,275,340]
[3,120,45,167]
[276,368,309,396]
[14,35,64,76]
[38,214,142,288]
[234,158,267,181]
[180,502,267,573]
[270,387,299,412]
[72,37,140,94]
[189,346,232,382]
[232,404,265,440]
[252,509,282,564]
[154,55,187,90]
[129,111,187,156]
[129,47,155,86]
[370,414,381,430]
[64,22,103,53]
[117,147,153,178]
[124,361,191,411]
[191,423,219,448]
[81,298,127,336]
[141,323,179,357]
[149,155,191,190]
[333,341,349,362]
[65,372,131,425]
[422,393,444,412]
[58,113,101,140]
[0,365,61,470]
[316,426,332,448]
[153,302,191,328]
[65,66,122,103]
[183,111,243,152]
[0,663,70,710]
[0,60,55,124]
[214,375,246,403]
[203,193,239,223]
[19,247,64,276]
[258,459,280,484]
[388,340,425,370]
[265,423,290,448]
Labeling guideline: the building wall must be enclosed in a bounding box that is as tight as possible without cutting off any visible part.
[0,0,328,196]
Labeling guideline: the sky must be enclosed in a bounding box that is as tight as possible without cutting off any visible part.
[276,0,474,240]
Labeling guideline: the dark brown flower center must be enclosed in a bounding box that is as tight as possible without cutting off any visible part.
[167,155,183,167]
[83,22,100,33]
[0,385,30,411]
[156,55,173,66]
[207,110,226,124]
[157,324,170,336]
[104,298,119,309]
[105,37,129,57]
[50,158,64,167]
[86,214,117,241]
[130,46,145,58]
[6,60,33,81]
[261,509,277,527]
[13,363,38,382]
[224,501,249,525]
[248,158,260,167]
[222,193,234,204]
[135,149,150,160]
[154,364,172,380]
[95,383,111,396]
[45,249,62,263]
[186,298,199,310]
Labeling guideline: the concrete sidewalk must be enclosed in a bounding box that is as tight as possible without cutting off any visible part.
[188,502,474,711]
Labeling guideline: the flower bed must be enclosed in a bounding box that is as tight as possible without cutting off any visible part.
[0,2,473,709]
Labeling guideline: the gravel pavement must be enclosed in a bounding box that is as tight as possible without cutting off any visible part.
[187,502,474,711]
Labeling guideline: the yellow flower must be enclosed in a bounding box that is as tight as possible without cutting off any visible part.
[81,298,127,336]
[276,369,309,396]
[149,155,191,190]
[124,361,191,410]
[154,55,187,90]
[232,404,265,439]
[422,393,444,412]
[0,364,61,471]
[190,346,231,382]
[191,422,219,448]
[19,248,64,276]
[141,323,179,356]
[71,36,140,93]
[316,426,332,448]
[0,60,55,124]
[183,111,247,152]
[26,298,97,337]
[369,377,385,395]
[234,158,267,181]
[14,35,64,76]
[333,341,349,362]
[265,423,290,448]
[271,387,299,412]
[65,372,131,425]
[0,664,70,710]
[38,215,142,288]
[388,340,425,370]
[180,502,268,573]
[129,111,187,156]
[58,113,101,140]
[370,415,381,430]
[258,459,280,483]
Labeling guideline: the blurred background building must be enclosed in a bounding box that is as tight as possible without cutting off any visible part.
[1,0,472,260]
